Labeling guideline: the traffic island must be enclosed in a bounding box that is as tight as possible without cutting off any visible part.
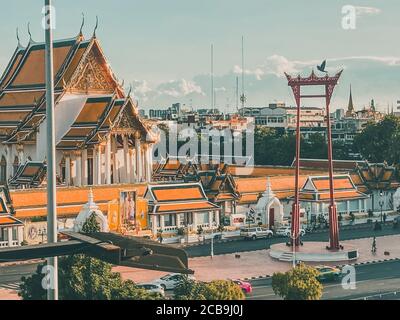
[269,241,359,263]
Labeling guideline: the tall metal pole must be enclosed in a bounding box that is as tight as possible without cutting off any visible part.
[291,86,301,247]
[240,36,245,109]
[325,85,339,250]
[211,44,214,110]
[236,76,239,112]
[44,0,58,300]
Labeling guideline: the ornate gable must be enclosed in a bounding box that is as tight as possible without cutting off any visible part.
[68,42,117,94]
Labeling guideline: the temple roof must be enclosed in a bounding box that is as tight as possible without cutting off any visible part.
[0,34,129,144]
[8,161,47,188]
[145,182,219,214]
[299,175,368,202]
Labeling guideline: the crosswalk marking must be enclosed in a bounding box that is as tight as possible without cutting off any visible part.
[0,282,20,291]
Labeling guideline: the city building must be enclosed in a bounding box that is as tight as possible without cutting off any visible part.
[239,103,325,129]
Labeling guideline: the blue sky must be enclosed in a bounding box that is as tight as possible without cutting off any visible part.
[1,0,399,112]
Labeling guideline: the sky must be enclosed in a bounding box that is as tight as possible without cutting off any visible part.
[0,0,399,112]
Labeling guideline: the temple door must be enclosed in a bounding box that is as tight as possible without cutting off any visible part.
[269,208,275,229]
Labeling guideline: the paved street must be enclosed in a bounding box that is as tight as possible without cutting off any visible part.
[246,260,400,300]
[185,224,400,257]
[3,259,399,300]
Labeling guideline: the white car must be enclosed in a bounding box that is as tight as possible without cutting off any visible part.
[240,227,273,240]
[136,283,165,297]
[150,273,196,290]
[275,226,306,237]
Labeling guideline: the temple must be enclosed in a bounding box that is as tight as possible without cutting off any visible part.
[0,31,156,188]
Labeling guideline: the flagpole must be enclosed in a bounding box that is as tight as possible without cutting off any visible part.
[44,0,58,300]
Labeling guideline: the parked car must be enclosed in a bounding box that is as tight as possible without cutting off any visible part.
[315,266,342,282]
[240,227,273,240]
[150,273,196,290]
[275,226,306,237]
[231,279,252,294]
[136,283,165,296]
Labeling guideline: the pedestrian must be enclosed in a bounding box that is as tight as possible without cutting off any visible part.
[371,236,377,253]
[159,232,163,244]
[383,213,387,224]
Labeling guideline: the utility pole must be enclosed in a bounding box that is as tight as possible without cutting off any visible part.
[211,44,214,109]
[44,0,58,300]
[240,36,246,109]
[236,76,239,113]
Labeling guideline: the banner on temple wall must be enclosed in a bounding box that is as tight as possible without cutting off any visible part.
[108,200,120,231]
[120,190,137,223]
[135,198,148,230]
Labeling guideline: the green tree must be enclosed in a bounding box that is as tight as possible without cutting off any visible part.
[81,212,101,233]
[173,276,207,300]
[174,278,245,300]
[272,263,323,300]
[202,280,245,300]
[302,133,327,159]
[19,216,162,300]
[354,115,400,164]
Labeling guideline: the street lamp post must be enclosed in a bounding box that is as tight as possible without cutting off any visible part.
[210,220,215,259]
[379,191,384,224]
[44,0,58,300]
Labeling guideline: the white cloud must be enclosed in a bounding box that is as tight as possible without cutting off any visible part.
[131,80,153,102]
[130,78,204,102]
[156,79,204,97]
[261,55,304,77]
[214,86,226,92]
[354,6,382,17]
[331,56,400,66]
[233,65,264,80]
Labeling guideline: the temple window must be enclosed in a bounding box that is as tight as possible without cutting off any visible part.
[59,157,66,182]
[87,158,93,185]
[13,156,19,176]
[0,228,7,242]
[0,156,6,184]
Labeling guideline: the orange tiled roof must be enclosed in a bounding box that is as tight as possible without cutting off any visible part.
[151,184,205,202]
[214,193,236,201]
[318,191,367,200]
[0,216,23,226]
[228,165,326,177]
[238,193,259,204]
[234,175,308,194]
[312,176,354,191]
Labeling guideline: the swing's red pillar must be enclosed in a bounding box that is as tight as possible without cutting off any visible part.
[285,70,343,250]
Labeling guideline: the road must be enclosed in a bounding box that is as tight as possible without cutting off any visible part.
[185,224,400,257]
[246,260,400,300]
[0,263,39,292]
[1,258,400,300]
